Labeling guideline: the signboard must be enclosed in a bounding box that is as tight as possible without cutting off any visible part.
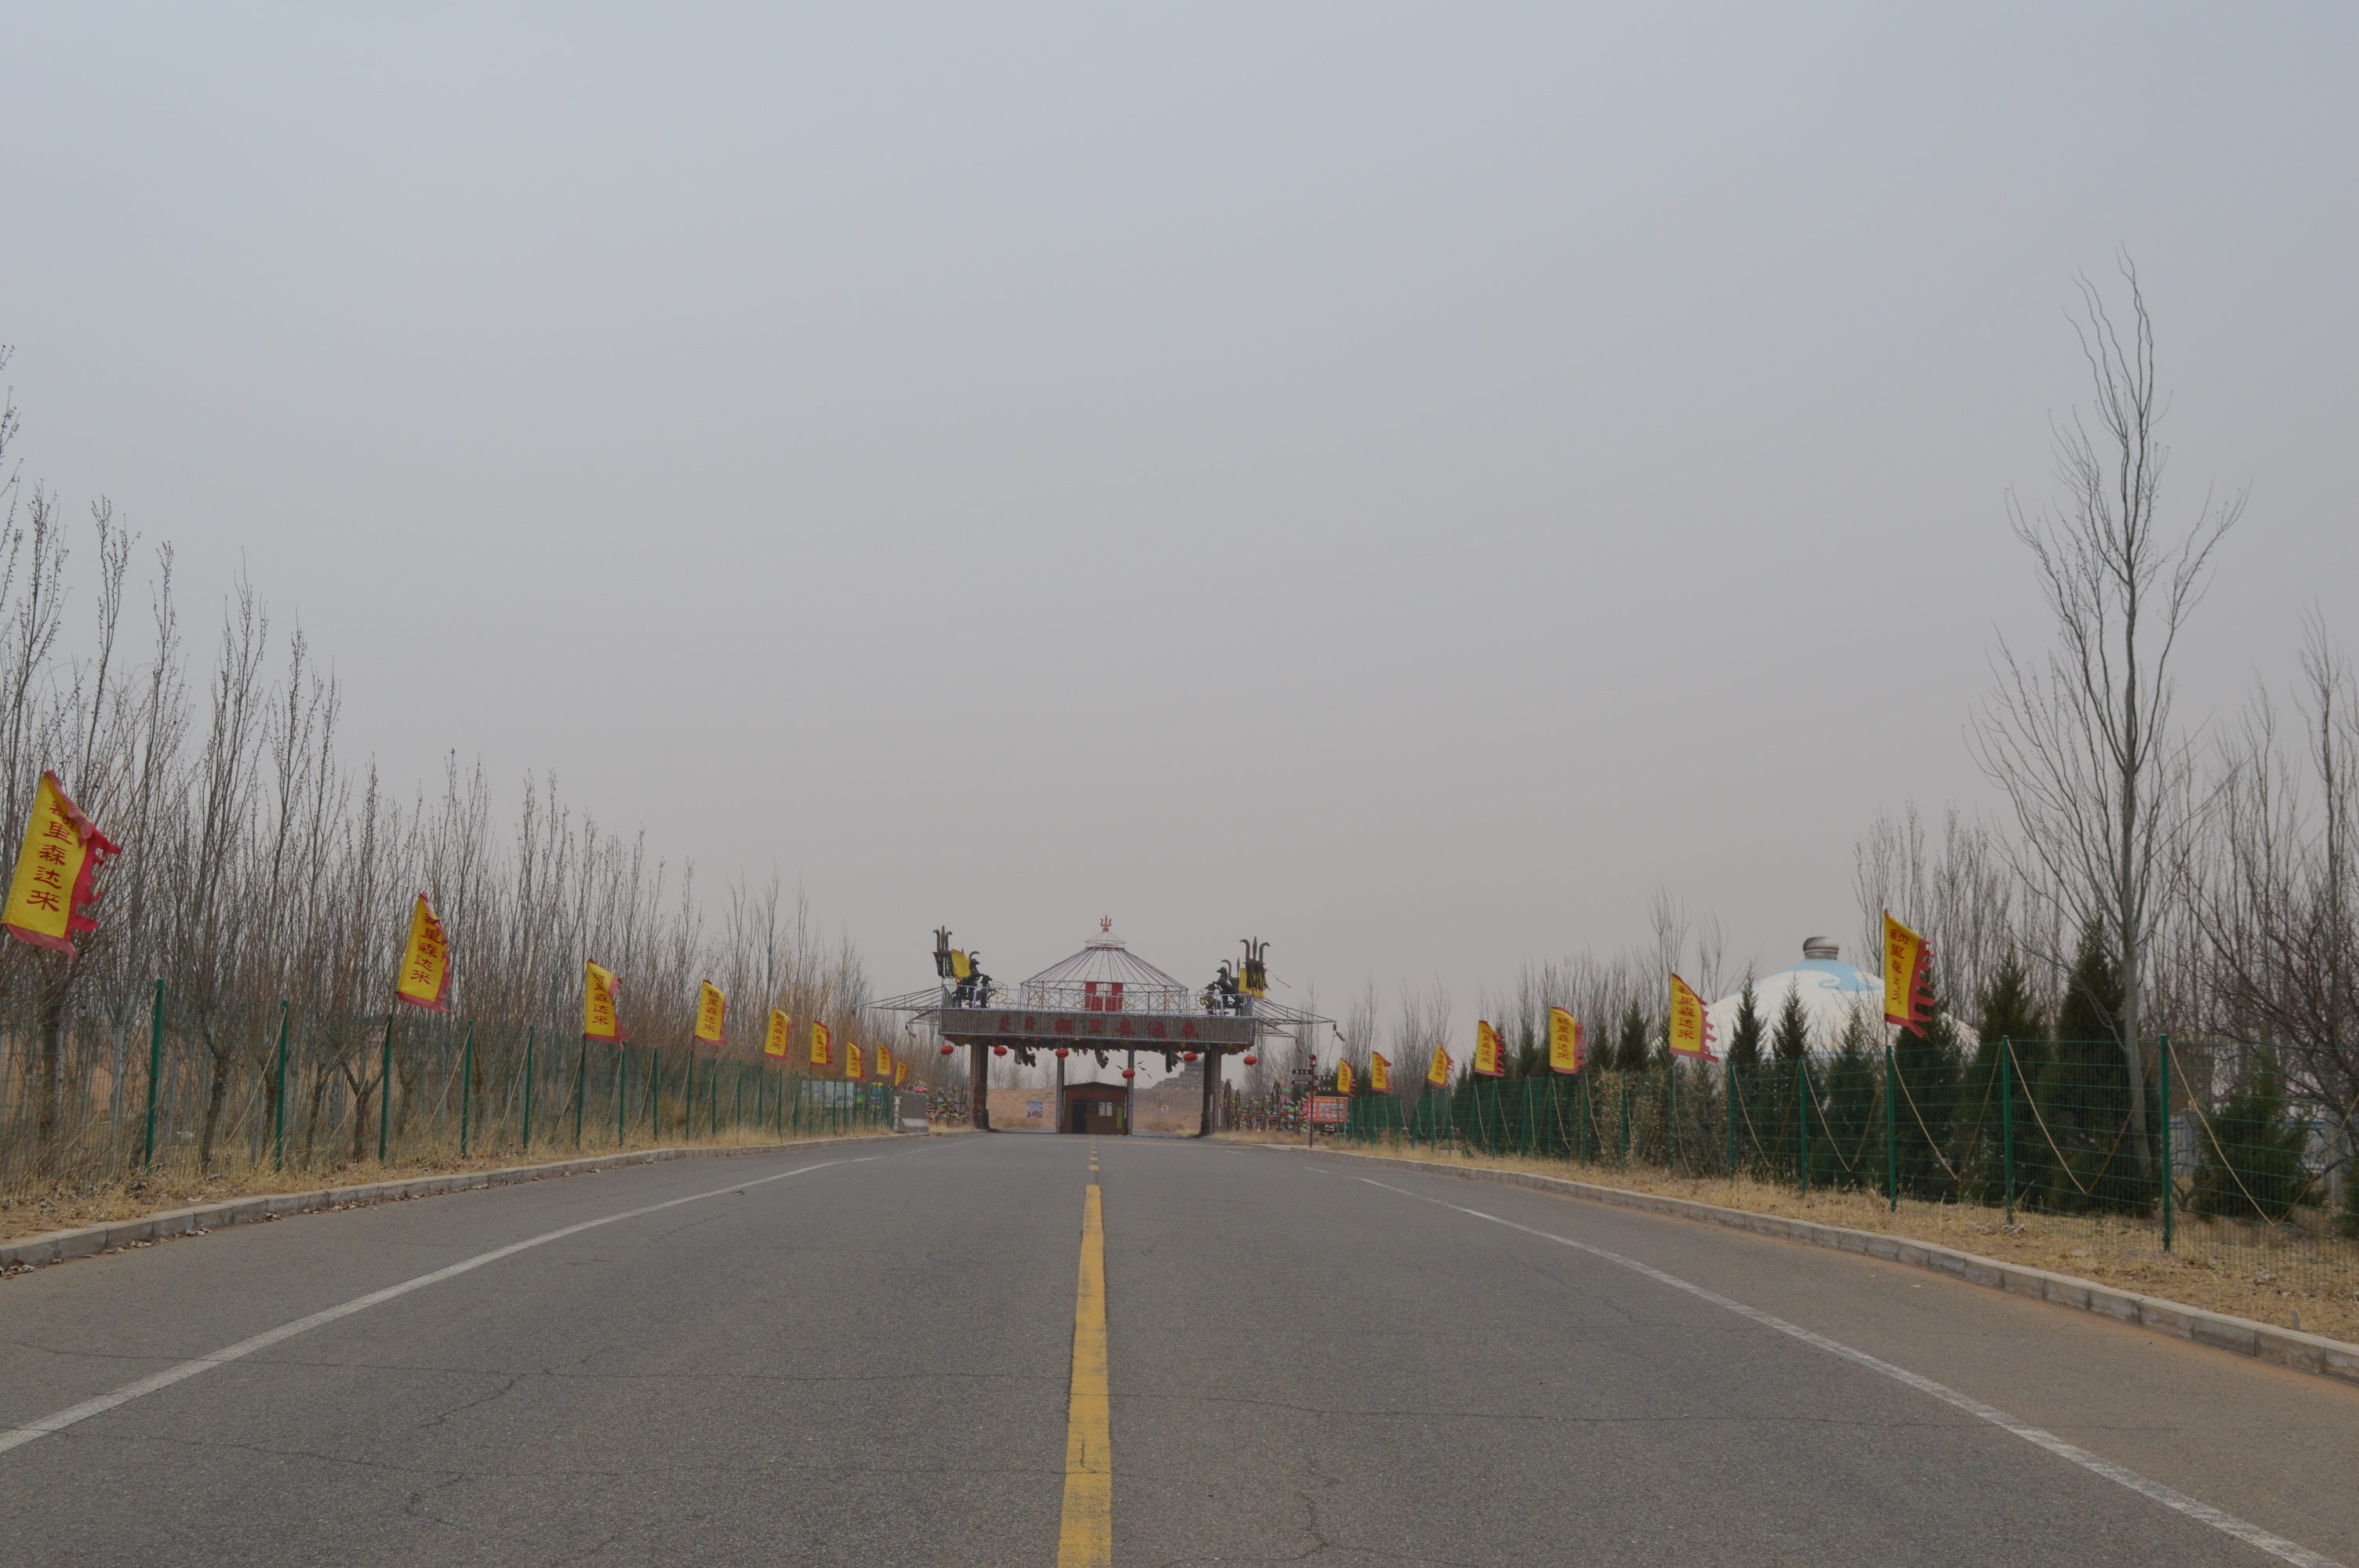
[1290,1066,1315,1081]
[932,1007,1255,1048]
[1310,1095,1349,1125]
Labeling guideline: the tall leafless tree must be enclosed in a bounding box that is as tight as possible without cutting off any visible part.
[2190,612,2358,1110]
[1972,259,2242,1181]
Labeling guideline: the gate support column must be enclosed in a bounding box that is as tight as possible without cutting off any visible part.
[969,1040,990,1131]
[1198,1048,1220,1137]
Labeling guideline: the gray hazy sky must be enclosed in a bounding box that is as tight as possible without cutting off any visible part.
[5,5,2354,1014]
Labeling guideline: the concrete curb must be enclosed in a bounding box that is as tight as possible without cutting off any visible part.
[0,1134,907,1273]
[1283,1144,2359,1389]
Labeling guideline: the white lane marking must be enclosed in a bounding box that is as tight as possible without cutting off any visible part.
[1,1155,874,1458]
[1355,1175,2340,1568]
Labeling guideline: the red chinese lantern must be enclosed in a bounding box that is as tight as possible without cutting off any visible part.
[938,1044,955,1056]
[1121,1067,1136,1080]
[1054,1047,1070,1059]
[993,1045,1009,1057]
[1242,1054,1259,1066]
[1183,1051,1198,1063]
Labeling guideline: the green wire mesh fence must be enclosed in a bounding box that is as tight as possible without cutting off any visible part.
[1340,1039,2359,1300]
[0,982,894,1196]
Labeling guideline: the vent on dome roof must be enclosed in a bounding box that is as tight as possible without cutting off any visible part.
[1802,936,1840,960]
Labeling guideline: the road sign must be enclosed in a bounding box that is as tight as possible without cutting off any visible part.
[1310,1095,1348,1124]
[1290,1067,1314,1081]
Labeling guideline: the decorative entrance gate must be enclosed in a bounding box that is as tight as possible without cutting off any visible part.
[874,922,1327,1136]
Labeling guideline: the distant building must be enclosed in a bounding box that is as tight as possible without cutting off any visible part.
[1707,937,1882,1056]
[1133,1064,1204,1134]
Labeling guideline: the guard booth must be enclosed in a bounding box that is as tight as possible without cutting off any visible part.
[1063,1083,1127,1135]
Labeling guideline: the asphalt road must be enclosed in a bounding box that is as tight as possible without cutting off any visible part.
[2,1131,2354,1566]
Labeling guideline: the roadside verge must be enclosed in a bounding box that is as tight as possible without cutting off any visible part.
[1,1134,909,1273]
[1281,1143,2359,1389]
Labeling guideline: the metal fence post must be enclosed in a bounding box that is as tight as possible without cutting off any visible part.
[1619,1078,1630,1171]
[522,1026,536,1153]
[377,1013,394,1163]
[1797,1057,1810,1200]
[649,1048,660,1139]
[271,999,290,1173]
[142,978,164,1171]
[574,1038,587,1148]
[1726,1064,1736,1181]
[1667,1064,1678,1174]
[616,1044,628,1149]
[459,1022,475,1157]
[1885,1041,1898,1213]
[2160,1033,2173,1251]
[2001,1037,2015,1225]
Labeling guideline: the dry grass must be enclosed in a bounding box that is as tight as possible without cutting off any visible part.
[0,1127,889,1246]
[1233,1135,2359,1345]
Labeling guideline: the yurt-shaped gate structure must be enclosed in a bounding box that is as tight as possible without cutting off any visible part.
[874,924,1326,1134]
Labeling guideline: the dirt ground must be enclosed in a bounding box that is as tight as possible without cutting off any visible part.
[1218,1134,2359,1345]
[0,1126,891,1247]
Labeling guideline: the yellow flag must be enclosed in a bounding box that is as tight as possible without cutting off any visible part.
[694,980,727,1047]
[1369,1052,1390,1093]
[1669,973,1714,1060]
[1883,910,1934,1035]
[583,961,622,1043]
[950,949,972,981]
[877,1043,895,1079]
[2,771,121,959]
[1548,1007,1583,1074]
[1332,1060,1352,1095]
[809,1020,832,1069]
[1427,1044,1452,1087]
[764,1007,791,1058]
[393,894,453,1012]
[845,1041,866,1080]
[1474,1020,1506,1077]
[894,1060,908,1087]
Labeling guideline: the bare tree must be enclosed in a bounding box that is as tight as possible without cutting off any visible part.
[2190,612,2359,1110]
[1853,804,2017,1022]
[1972,259,2242,1180]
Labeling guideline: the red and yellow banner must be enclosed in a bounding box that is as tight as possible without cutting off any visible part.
[1883,910,1935,1036]
[2,771,121,959]
[1427,1044,1452,1087]
[1335,1059,1354,1095]
[1474,1020,1506,1077]
[1668,974,1715,1061]
[1369,1052,1390,1093]
[877,1043,895,1080]
[764,1007,791,1058]
[894,1060,908,1087]
[809,1020,832,1069]
[694,980,727,1047]
[1548,1007,1583,1073]
[583,961,623,1043]
[845,1041,865,1081]
[394,895,453,1012]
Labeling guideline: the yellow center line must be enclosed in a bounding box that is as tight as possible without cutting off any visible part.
[1056,1182,1113,1566]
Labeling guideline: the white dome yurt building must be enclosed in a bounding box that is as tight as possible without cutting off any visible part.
[1705,937,1884,1056]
